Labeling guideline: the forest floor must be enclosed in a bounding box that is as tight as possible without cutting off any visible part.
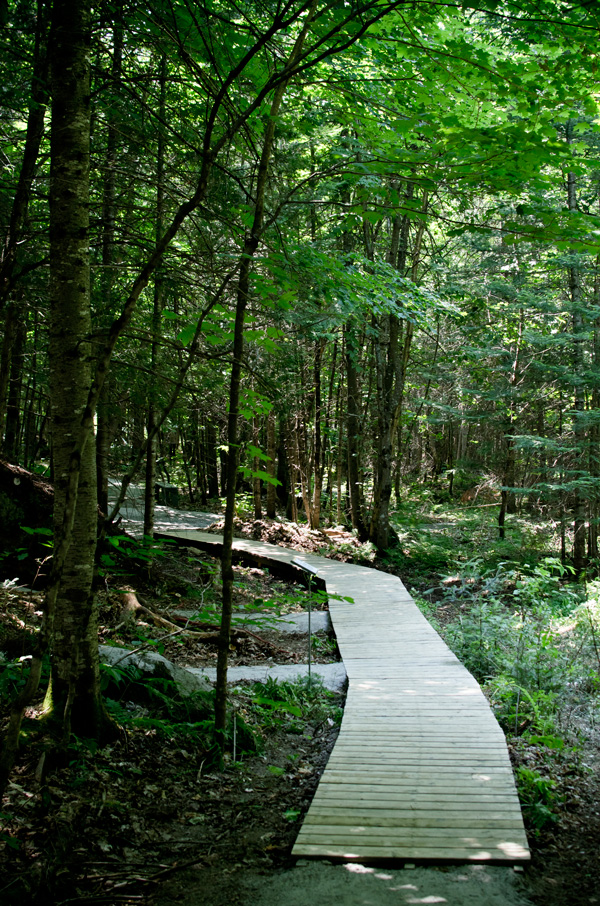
[0,510,599,905]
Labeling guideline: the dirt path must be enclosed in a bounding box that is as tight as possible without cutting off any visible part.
[156,860,533,906]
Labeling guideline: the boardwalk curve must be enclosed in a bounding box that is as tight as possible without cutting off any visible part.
[157,529,530,865]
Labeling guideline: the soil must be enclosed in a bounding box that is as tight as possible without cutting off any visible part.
[0,518,599,906]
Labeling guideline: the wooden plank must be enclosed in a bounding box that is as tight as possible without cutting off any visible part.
[326,752,513,765]
[318,776,517,788]
[295,827,528,844]
[311,784,520,800]
[304,806,521,830]
[159,529,529,865]
[305,803,523,816]
[291,842,529,862]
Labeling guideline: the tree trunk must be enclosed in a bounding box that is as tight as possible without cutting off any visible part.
[499,306,524,538]
[0,301,19,454]
[43,0,108,738]
[566,126,586,576]
[214,6,317,745]
[144,54,167,538]
[3,306,27,461]
[311,338,325,528]
[0,0,50,313]
[96,7,122,519]
[345,322,368,540]
[589,259,600,563]
[266,409,277,518]
[369,188,426,549]
[253,413,262,519]
[295,411,314,525]
[206,422,220,498]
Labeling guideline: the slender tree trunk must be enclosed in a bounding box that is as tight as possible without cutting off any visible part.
[253,413,262,519]
[283,419,298,521]
[311,339,325,528]
[144,54,167,538]
[566,129,586,575]
[206,422,220,498]
[0,0,50,313]
[345,322,368,540]
[295,411,313,524]
[215,6,317,745]
[499,307,524,539]
[3,307,27,461]
[336,369,344,525]
[369,188,426,549]
[96,7,122,519]
[589,259,600,564]
[23,313,39,469]
[0,301,18,453]
[266,409,277,518]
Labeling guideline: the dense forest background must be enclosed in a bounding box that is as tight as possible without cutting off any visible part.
[1,0,600,810]
[2,0,600,555]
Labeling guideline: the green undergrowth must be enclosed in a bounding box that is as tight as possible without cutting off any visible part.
[384,500,600,831]
[386,501,559,581]
[101,663,221,746]
[98,664,342,766]
[241,675,343,737]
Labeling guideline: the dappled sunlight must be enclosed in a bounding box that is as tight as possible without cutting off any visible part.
[344,863,375,874]
[404,897,447,904]
[498,841,530,859]
[330,862,528,905]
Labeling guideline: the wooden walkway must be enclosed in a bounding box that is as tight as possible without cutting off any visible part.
[158,529,530,865]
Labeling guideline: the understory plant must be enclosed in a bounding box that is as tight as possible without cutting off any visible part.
[516,765,563,831]
[244,675,343,734]
[414,556,597,753]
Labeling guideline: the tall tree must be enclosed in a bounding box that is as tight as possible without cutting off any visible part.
[43,0,109,735]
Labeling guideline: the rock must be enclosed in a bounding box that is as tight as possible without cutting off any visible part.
[99,645,211,696]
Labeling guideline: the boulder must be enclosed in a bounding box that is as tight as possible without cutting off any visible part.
[99,644,211,696]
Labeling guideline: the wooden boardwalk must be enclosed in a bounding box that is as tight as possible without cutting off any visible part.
[158,529,530,865]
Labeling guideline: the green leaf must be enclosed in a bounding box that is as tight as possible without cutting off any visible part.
[246,444,271,463]
[176,323,197,347]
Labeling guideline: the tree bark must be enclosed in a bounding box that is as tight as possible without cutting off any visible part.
[266,409,277,518]
[369,187,426,549]
[589,258,600,563]
[0,301,18,454]
[567,124,586,576]
[253,413,262,519]
[96,6,122,519]
[42,0,108,737]
[345,322,368,540]
[3,306,27,461]
[215,4,318,746]
[0,0,50,313]
[144,53,167,539]
[311,338,325,528]
[499,306,524,539]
